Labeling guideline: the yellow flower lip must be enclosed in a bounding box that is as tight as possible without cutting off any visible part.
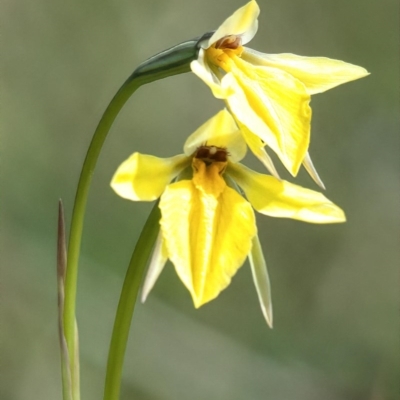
[192,157,227,181]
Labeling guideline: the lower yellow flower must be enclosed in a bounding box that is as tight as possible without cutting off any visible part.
[111,110,345,326]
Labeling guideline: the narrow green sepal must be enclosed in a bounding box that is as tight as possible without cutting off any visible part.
[249,234,273,328]
[223,175,273,328]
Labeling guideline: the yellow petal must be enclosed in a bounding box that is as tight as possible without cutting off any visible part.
[184,109,247,162]
[224,58,311,176]
[203,1,260,49]
[242,49,370,95]
[228,163,346,223]
[237,120,281,179]
[159,166,256,307]
[141,231,169,303]
[111,152,189,201]
[190,50,230,99]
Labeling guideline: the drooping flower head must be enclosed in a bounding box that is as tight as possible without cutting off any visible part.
[191,0,369,186]
[111,110,346,326]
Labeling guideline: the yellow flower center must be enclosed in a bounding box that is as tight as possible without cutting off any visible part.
[192,146,228,196]
[206,35,243,71]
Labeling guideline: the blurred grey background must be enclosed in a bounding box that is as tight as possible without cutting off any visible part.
[2,0,399,399]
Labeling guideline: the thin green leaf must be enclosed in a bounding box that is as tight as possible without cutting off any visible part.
[57,200,73,400]
[248,234,273,328]
[72,320,80,400]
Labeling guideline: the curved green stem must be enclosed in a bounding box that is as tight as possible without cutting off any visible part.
[103,202,161,400]
[62,37,202,394]
[64,71,144,360]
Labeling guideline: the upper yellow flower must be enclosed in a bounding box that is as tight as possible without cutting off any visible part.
[191,0,369,184]
[111,110,345,326]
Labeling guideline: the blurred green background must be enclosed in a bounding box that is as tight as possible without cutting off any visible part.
[2,0,399,399]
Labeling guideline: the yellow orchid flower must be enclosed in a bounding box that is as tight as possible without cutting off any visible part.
[191,0,369,185]
[111,110,346,326]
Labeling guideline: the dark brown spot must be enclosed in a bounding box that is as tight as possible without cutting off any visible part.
[215,35,241,50]
[194,145,229,163]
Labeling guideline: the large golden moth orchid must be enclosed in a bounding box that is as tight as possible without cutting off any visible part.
[111,110,345,326]
[191,0,369,187]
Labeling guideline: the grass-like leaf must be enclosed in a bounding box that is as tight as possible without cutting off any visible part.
[57,200,80,400]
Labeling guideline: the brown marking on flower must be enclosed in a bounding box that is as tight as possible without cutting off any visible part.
[214,35,242,50]
[195,145,229,163]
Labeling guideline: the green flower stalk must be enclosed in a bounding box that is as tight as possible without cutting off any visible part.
[61,35,210,400]
[103,202,161,400]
